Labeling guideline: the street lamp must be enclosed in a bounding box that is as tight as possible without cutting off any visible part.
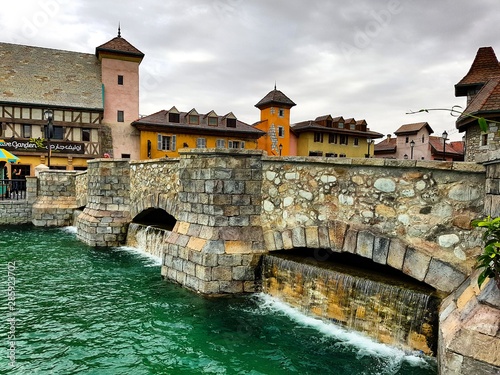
[442,130,448,161]
[366,138,373,158]
[279,143,283,156]
[43,109,54,168]
[404,154,408,160]
[410,139,415,159]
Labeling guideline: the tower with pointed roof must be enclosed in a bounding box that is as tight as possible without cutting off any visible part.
[455,46,500,162]
[96,26,144,159]
[254,86,296,156]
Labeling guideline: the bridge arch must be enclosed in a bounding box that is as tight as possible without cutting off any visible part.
[263,220,468,294]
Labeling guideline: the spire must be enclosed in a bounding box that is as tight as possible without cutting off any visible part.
[274,81,277,90]
[118,23,121,38]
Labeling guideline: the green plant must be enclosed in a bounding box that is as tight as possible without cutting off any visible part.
[471,216,500,288]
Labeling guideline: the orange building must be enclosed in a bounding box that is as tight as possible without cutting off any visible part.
[253,86,296,156]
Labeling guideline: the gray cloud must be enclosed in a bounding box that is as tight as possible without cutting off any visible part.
[2,0,499,140]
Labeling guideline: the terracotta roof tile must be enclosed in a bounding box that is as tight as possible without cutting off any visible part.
[255,89,296,109]
[132,108,264,137]
[374,137,396,152]
[428,136,462,156]
[457,77,500,128]
[96,36,144,59]
[394,122,433,135]
[455,47,500,96]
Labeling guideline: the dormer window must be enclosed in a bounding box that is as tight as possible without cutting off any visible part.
[189,115,199,125]
[169,113,180,123]
[226,118,236,128]
[350,124,355,130]
[338,122,344,129]
[326,120,332,128]
[208,117,218,126]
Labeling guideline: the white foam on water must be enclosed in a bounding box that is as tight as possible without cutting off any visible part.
[60,226,78,234]
[254,293,434,370]
[117,245,162,267]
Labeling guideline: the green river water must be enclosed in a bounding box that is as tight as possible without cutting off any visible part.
[0,225,437,374]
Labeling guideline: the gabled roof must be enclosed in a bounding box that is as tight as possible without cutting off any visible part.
[394,122,433,135]
[428,136,463,156]
[290,117,383,138]
[95,29,144,61]
[132,108,265,138]
[374,137,397,153]
[456,77,500,128]
[255,88,296,109]
[455,47,500,96]
[0,42,103,109]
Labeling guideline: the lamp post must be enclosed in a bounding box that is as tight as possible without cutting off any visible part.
[442,130,448,161]
[279,143,283,156]
[410,139,415,159]
[366,138,373,158]
[43,109,53,168]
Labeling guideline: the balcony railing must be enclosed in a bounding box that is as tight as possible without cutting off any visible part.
[0,179,26,200]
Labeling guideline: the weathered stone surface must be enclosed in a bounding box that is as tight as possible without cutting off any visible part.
[424,258,466,293]
[402,247,431,281]
[373,236,390,265]
[356,231,374,259]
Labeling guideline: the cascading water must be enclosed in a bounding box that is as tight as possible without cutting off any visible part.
[126,222,170,259]
[262,252,440,355]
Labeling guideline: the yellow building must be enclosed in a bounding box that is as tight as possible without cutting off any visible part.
[253,86,296,156]
[131,106,265,158]
[291,115,383,157]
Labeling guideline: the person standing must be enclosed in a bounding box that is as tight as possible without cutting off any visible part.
[12,167,21,198]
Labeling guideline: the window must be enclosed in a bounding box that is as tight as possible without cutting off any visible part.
[208,117,218,126]
[340,135,348,145]
[118,75,124,85]
[314,132,323,143]
[309,151,323,156]
[422,135,425,143]
[226,118,236,128]
[216,139,226,148]
[338,123,344,129]
[189,115,199,125]
[481,133,488,146]
[350,124,355,130]
[405,136,409,143]
[157,134,177,151]
[197,138,206,148]
[354,138,359,146]
[117,110,124,122]
[22,125,31,138]
[121,154,131,159]
[228,140,245,149]
[82,128,91,142]
[339,153,346,157]
[278,126,285,137]
[328,134,337,144]
[166,113,178,123]
[325,153,338,157]
[326,120,333,128]
[278,108,285,118]
[52,126,64,140]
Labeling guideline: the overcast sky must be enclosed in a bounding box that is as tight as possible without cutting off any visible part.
[2,0,500,141]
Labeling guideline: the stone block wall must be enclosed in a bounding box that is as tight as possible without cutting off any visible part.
[161,149,265,294]
[32,170,78,227]
[75,171,88,208]
[76,159,131,246]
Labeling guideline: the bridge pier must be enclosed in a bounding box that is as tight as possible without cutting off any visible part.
[76,159,131,247]
[161,149,265,294]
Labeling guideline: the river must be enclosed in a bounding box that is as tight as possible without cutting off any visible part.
[0,225,437,374]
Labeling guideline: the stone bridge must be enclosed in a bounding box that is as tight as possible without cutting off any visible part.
[75,149,485,295]
[30,149,500,373]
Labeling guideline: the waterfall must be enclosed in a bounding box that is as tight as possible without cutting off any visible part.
[262,253,439,355]
[126,223,171,259]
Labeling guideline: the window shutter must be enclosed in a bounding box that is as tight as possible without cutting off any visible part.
[157,134,162,150]
[172,135,176,151]
[241,141,245,149]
